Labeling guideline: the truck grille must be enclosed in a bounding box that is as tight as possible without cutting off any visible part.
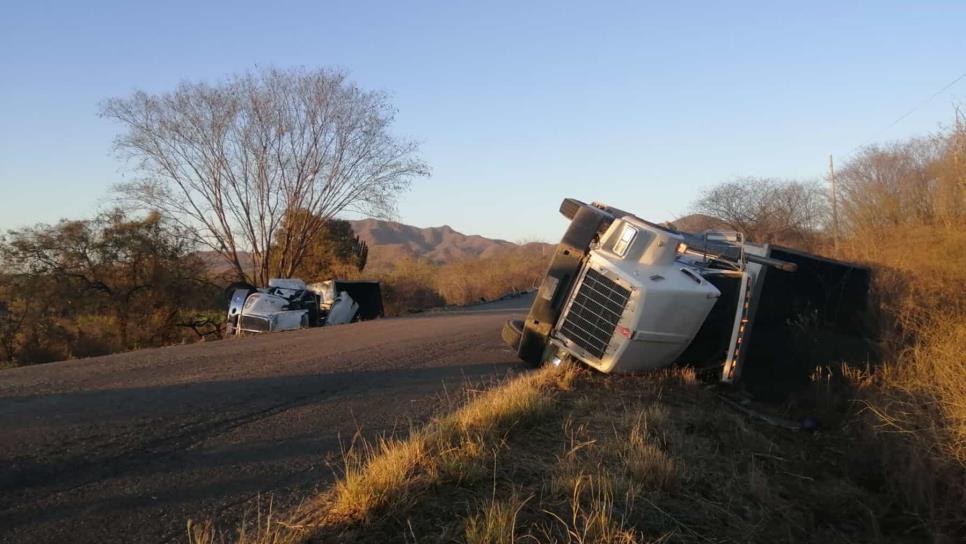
[239,315,271,333]
[558,268,630,359]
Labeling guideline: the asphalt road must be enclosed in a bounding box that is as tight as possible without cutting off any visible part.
[0,295,533,544]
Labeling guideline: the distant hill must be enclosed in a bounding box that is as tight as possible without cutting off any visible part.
[348,219,524,269]
[197,219,546,276]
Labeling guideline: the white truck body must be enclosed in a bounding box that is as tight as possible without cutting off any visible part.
[551,217,720,373]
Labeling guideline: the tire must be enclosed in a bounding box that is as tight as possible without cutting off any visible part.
[501,319,524,351]
[224,281,257,304]
[559,198,585,220]
[560,204,611,249]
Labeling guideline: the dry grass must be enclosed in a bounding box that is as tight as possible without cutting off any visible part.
[832,226,966,537]
[374,245,550,315]
[324,365,566,529]
[621,407,679,491]
[547,474,643,544]
[327,435,426,524]
[464,492,530,544]
[875,317,966,462]
[192,359,949,543]
[187,498,302,544]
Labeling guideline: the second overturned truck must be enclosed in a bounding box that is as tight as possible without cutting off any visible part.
[503,198,871,390]
[226,278,384,336]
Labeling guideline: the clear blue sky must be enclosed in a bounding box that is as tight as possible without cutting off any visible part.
[1,1,964,242]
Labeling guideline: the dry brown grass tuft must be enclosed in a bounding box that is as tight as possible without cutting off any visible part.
[327,435,426,524]
[621,408,678,491]
[187,499,304,544]
[880,317,966,462]
[320,363,567,531]
[463,492,530,544]
[446,366,557,437]
[550,473,642,544]
[191,348,949,543]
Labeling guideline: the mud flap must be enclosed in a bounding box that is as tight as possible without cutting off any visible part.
[514,201,612,366]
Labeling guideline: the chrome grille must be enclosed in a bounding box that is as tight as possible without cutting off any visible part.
[239,315,271,333]
[558,268,630,359]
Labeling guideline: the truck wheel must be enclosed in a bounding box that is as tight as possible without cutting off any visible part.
[501,320,524,351]
[224,281,257,304]
[559,198,585,220]
[560,203,611,249]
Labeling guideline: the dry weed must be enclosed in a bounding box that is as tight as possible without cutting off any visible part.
[621,408,678,491]
[550,473,642,544]
[464,492,531,544]
[328,434,427,523]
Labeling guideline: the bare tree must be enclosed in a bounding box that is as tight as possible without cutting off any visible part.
[101,67,428,285]
[835,138,942,234]
[692,177,829,246]
[934,110,966,228]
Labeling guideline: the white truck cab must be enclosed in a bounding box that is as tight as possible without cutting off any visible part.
[551,217,720,373]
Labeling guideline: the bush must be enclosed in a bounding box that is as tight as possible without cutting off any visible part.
[0,210,219,366]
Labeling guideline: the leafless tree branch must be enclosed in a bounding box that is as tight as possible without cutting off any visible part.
[102,67,428,284]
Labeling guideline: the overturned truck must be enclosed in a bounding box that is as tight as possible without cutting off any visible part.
[226,278,383,336]
[503,198,872,392]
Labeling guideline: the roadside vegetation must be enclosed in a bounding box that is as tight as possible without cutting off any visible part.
[834,225,966,537]
[0,220,547,367]
[827,114,966,538]
[0,210,221,365]
[188,362,578,544]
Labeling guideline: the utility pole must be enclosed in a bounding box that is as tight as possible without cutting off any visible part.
[828,154,839,251]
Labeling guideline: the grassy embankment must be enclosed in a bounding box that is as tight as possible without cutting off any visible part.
[191,228,964,543]
[832,226,965,539]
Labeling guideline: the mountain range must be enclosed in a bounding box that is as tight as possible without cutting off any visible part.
[348,219,524,269]
[199,219,540,276]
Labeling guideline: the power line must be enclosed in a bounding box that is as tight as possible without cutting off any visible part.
[833,70,966,163]
[876,71,966,137]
